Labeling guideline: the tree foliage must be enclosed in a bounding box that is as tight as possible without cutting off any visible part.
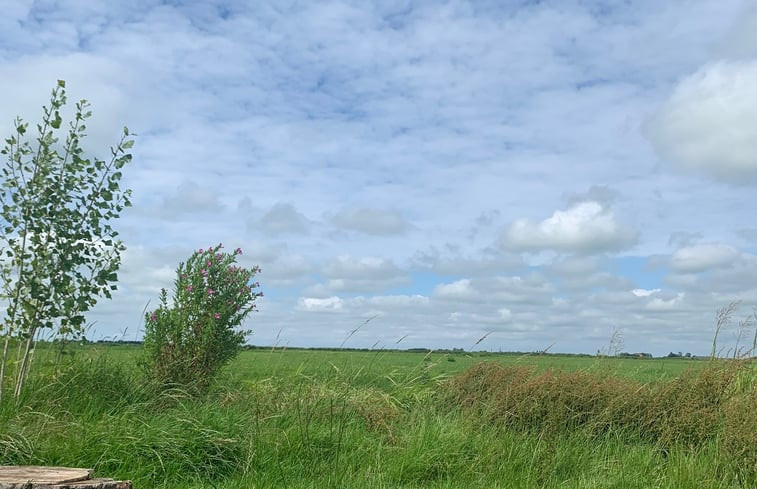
[0,80,133,403]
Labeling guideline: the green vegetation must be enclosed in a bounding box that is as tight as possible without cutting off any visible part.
[0,81,133,404]
[0,344,754,488]
[141,244,262,391]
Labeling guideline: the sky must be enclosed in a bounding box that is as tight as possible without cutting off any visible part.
[1,0,756,356]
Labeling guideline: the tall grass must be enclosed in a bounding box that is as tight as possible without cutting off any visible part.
[442,360,756,484]
[0,347,754,488]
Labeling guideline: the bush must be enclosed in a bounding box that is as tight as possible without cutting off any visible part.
[441,360,755,453]
[142,244,261,391]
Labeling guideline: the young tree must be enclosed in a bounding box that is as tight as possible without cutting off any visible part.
[0,80,133,404]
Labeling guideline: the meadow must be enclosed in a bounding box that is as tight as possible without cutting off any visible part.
[0,344,755,488]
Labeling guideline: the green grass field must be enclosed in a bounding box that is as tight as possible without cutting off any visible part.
[1,344,755,488]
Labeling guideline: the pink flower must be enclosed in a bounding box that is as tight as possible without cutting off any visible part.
[214,313,220,319]
[187,285,194,292]
[207,288,214,296]
[235,247,242,255]
[198,248,203,253]
[201,269,207,277]
[206,260,212,267]
[150,313,157,322]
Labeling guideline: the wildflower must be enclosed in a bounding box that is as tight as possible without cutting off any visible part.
[150,313,157,322]
[187,285,194,292]
[198,248,203,253]
[206,260,212,267]
[201,269,207,276]
[214,313,220,319]
[235,247,242,254]
[208,288,214,296]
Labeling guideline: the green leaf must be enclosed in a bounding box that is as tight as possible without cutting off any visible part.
[57,79,66,88]
[50,111,62,129]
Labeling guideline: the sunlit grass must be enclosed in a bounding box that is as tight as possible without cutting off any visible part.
[0,344,754,488]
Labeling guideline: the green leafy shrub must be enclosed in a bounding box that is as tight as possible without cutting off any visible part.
[142,244,261,391]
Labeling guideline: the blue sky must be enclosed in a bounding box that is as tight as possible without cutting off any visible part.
[1,0,756,355]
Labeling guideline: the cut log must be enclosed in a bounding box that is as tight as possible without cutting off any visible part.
[0,466,131,489]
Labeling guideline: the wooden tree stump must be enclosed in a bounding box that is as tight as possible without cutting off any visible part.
[0,466,131,489]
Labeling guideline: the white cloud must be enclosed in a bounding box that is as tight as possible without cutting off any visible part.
[433,274,554,305]
[646,293,685,311]
[330,208,410,236]
[433,279,475,301]
[646,60,757,182]
[669,243,740,273]
[260,254,312,287]
[322,255,401,279]
[501,201,638,254]
[548,255,600,276]
[412,246,524,276]
[304,255,409,294]
[632,288,661,297]
[257,203,310,236]
[159,180,223,215]
[297,296,344,312]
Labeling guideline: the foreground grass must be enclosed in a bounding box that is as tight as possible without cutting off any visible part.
[0,346,754,488]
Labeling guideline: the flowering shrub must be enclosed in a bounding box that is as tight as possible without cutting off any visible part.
[142,244,262,390]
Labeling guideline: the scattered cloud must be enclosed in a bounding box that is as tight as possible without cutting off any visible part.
[297,296,344,312]
[669,243,740,273]
[256,203,311,236]
[3,0,755,355]
[330,208,410,236]
[501,201,638,254]
[412,245,524,276]
[564,185,620,208]
[307,255,409,294]
[159,180,224,216]
[668,231,704,248]
[632,288,661,297]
